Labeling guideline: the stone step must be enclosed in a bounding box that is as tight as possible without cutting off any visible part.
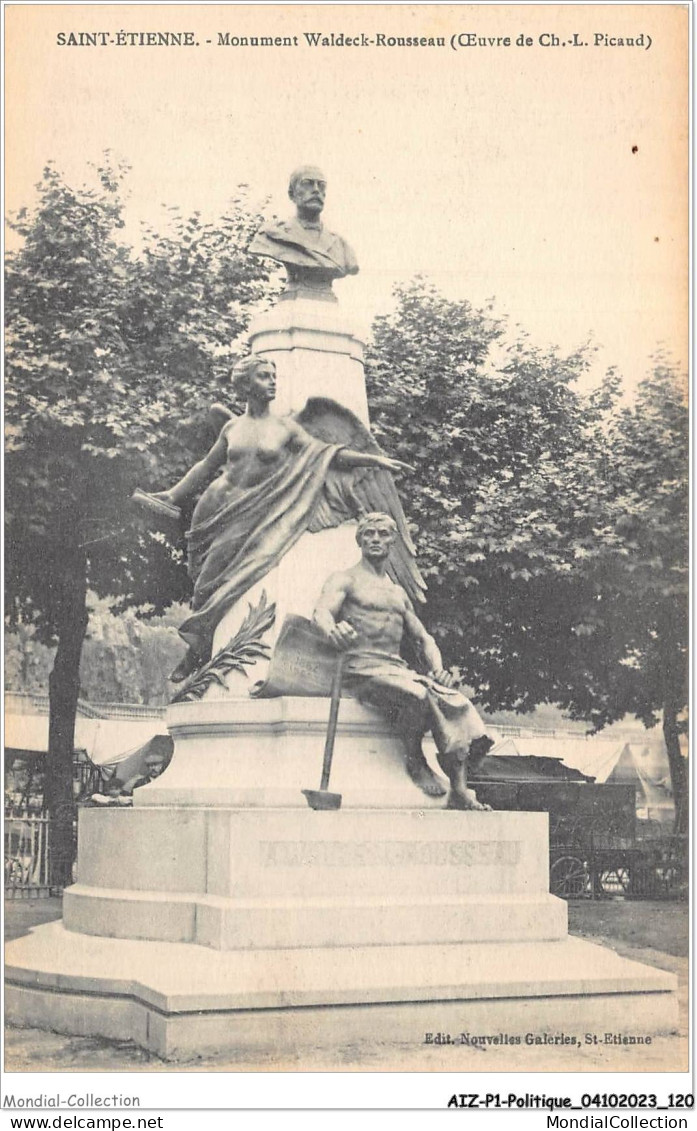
[6,922,678,1062]
[63,886,567,949]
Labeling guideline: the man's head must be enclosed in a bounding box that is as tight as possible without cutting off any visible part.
[288,165,327,219]
[144,753,165,780]
[356,513,397,561]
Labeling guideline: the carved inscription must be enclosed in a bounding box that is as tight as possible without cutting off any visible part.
[261,840,521,867]
[253,614,338,697]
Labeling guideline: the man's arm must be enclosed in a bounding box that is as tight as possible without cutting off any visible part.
[403,600,457,687]
[313,571,359,651]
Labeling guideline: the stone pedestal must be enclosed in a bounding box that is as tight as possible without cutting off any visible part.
[6,806,678,1062]
[200,297,369,698]
[63,809,563,948]
[207,526,359,699]
[249,298,368,420]
[139,697,446,808]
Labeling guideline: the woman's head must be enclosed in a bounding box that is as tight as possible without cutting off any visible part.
[231,356,277,401]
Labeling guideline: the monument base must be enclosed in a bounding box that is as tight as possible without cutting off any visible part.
[6,927,676,1063]
[142,696,451,808]
[5,808,678,1062]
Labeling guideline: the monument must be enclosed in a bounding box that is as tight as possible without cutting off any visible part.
[6,169,678,1063]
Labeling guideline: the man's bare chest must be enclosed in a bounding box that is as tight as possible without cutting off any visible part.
[345,576,405,616]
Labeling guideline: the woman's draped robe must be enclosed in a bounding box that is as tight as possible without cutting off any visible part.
[178,436,342,667]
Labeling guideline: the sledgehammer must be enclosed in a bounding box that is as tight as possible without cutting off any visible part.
[302,652,345,810]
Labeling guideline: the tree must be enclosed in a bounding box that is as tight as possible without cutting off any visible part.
[5,159,276,881]
[575,362,689,830]
[366,281,687,829]
[365,279,620,701]
[5,597,187,706]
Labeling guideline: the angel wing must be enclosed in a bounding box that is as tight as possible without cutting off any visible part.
[208,402,239,430]
[293,397,426,605]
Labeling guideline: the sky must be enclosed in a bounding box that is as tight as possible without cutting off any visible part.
[5,4,689,392]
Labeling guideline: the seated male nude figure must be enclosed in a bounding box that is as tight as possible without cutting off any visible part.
[313,512,493,810]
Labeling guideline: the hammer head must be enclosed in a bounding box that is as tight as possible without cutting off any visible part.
[301,788,342,811]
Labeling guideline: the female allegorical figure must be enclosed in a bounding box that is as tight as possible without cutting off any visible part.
[147,355,414,681]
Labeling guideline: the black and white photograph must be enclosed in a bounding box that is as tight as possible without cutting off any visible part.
[3,0,690,1115]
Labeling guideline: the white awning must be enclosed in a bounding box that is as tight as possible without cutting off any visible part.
[5,713,167,766]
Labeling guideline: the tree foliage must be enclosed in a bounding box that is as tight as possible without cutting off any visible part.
[574,362,689,829]
[5,159,277,878]
[366,280,687,827]
[366,278,622,707]
[6,159,278,629]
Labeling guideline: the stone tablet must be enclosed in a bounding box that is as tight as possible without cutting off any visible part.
[252,614,343,697]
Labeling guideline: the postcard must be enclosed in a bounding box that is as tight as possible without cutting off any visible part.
[3,2,690,1118]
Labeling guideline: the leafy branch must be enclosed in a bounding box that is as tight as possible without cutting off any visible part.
[171,591,276,703]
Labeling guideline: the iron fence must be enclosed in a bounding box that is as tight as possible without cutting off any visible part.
[4,811,57,897]
[549,812,688,901]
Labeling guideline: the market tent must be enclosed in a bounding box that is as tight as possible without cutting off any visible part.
[91,733,174,787]
[76,717,169,766]
[5,709,170,790]
[5,714,50,757]
[606,743,675,823]
[487,733,675,822]
[5,711,168,760]
[475,752,592,783]
[489,735,627,782]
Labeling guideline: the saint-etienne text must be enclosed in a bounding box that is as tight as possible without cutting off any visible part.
[55,30,653,51]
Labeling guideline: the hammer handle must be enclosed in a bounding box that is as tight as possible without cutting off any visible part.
[320,653,345,791]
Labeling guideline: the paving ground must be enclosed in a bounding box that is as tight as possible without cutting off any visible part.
[4,896,688,1072]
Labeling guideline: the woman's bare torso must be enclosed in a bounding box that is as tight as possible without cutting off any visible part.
[222,415,298,487]
[193,415,301,524]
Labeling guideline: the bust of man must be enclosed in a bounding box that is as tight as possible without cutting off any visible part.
[249,165,359,299]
